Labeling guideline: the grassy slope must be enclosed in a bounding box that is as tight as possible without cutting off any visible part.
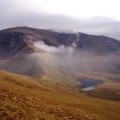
[0,70,120,120]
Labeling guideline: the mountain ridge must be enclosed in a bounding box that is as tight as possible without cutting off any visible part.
[0,26,120,58]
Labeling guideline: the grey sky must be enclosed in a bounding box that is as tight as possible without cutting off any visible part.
[0,0,120,40]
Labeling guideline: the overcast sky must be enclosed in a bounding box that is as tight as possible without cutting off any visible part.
[0,0,120,40]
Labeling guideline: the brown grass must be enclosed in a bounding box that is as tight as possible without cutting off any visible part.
[0,70,120,120]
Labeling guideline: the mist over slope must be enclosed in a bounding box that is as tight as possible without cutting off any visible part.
[0,27,120,74]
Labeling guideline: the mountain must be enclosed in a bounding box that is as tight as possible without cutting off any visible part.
[0,26,120,58]
[0,27,120,97]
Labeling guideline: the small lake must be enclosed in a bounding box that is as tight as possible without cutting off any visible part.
[78,78,104,91]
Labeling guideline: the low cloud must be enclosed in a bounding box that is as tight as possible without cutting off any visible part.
[1,12,120,40]
[1,1,120,40]
[33,41,75,55]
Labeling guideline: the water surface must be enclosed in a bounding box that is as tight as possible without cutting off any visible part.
[79,78,104,91]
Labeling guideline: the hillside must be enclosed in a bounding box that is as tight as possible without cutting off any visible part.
[0,70,120,120]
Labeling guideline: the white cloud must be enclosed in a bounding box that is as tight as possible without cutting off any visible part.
[5,0,120,20]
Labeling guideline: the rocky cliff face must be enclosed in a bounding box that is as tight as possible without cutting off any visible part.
[77,33,120,53]
[0,32,26,58]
